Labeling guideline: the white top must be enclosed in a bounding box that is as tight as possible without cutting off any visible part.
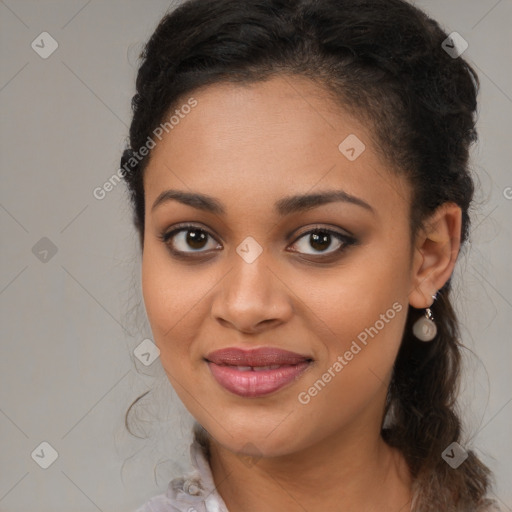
[135,438,229,512]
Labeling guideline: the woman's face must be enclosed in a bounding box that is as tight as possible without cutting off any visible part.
[141,75,416,457]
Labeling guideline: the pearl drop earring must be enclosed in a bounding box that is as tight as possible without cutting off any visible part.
[412,293,438,342]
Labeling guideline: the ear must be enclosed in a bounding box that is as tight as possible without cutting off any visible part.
[408,203,462,309]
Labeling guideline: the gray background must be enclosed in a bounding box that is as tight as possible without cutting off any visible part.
[0,0,511,510]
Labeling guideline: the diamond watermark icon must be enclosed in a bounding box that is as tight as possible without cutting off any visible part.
[31,32,59,59]
[236,236,263,264]
[338,134,366,161]
[32,237,58,263]
[237,442,263,468]
[441,441,468,469]
[31,441,59,469]
[442,32,468,59]
[134,338,160,366]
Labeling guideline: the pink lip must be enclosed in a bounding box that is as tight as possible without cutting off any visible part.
[205,347,312,398]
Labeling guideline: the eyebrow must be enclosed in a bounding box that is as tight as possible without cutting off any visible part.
[151,188,375,216]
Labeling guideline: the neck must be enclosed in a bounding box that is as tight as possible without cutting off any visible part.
[208,424,412,512]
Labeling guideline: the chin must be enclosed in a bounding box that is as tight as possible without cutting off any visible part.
[204,419,306,458]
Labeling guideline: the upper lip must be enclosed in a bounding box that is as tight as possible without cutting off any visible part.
[205,347,312,366]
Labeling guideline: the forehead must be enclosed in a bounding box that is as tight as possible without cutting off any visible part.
[143,75,410,218]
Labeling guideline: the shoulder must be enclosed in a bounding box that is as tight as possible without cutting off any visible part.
[135,490,177,512]
[135,473,226,512]
[134,438,229,512]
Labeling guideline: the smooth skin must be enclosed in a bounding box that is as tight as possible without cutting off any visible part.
[141,74,462,512]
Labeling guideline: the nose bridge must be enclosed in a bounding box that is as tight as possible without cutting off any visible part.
[228,239,274,302]
[211,238,291,331]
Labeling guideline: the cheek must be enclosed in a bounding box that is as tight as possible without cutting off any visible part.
[303,238,410,343]
[141,247,197,353]
[141,264,197,398]
[296,238,410,398]
[295,293,407,443]
[141,257,173,339]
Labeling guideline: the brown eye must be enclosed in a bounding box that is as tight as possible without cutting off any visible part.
[289,228,355,257]
[161,225,220,254]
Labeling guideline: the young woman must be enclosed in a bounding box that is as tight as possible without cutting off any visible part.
[121,0,502,510]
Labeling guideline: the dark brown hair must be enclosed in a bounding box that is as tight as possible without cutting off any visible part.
[121,0,499,509]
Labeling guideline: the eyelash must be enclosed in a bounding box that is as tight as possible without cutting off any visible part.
[158,222,357,262]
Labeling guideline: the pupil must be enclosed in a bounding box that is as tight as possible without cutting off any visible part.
[187,229,207,249]
[310,232,330,251]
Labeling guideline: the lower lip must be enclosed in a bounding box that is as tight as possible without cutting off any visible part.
[207,361,311,398]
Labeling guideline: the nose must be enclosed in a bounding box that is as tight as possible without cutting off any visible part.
[210,251,293,335]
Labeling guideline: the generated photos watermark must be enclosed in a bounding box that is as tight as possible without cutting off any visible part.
[93,97,198,200]
[298,301,403,405]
